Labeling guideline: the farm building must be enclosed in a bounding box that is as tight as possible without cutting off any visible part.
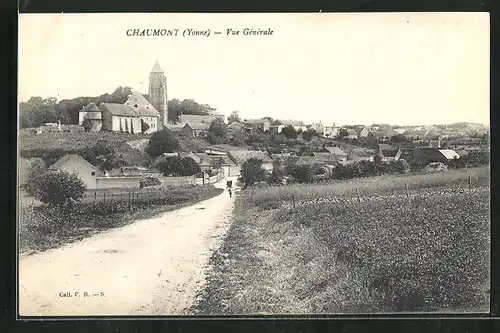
[49,154,97,189]
[413,148,460,165]
[78,103,103,132]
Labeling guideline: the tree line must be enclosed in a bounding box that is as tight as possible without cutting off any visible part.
[19,86,218,128]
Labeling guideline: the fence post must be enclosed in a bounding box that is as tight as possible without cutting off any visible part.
[121,190,123,203]
[94,192,96,205]
[405,183,410,198]
[292,192,296,209]
[469,174,472,191]
[103,192,106,205]
[356,188,361,202]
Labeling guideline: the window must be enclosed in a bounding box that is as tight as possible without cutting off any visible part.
[91,171,96,176]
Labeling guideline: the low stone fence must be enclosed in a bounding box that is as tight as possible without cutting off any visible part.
[96,175,197,189]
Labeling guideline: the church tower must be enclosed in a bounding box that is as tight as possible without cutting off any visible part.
[149,60,168,128]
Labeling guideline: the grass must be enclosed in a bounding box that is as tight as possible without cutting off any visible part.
[18,184,223,255]
[248,166,489,207]
[193,168,490,314]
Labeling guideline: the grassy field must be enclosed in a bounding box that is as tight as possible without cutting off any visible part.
[248,166,489,208]
[18,184,223,254]
[193,167,490,314]
[18,129,151,151]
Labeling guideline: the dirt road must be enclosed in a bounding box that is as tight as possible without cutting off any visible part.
[19,177,237,316]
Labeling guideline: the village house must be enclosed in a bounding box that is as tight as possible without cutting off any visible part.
[167,123,195,138]
[227,121,244,133]
[377,143,403,161]
[308,122,325,135]
[276,119,308,132]
[356,126,371,138]
[413,148,460,165]
[98,103,142,134]
[178,114,221,137]
[244,119,271,133]
[323,124,339,138]
[228,150,273,172]
[345,129,359,140]
[49,154,97,189]
[346,147,375,162]
[322,146,348,161]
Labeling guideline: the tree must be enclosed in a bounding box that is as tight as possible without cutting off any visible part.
[240,158,266,188]
[206,131,224,145]
[281,125,298,139]
[167,99,183,123]
[100,122,109,132]
[302,129,316,142]
[391,134,407,143]
[208,118,227,137]
[227,111,241,124]
[24,170,86,206]
[157,156,200,176]
[146,129,181,158]
[82,119,92,132]
[141,119,150,134]
[181,157,201,176]
[289,165,312,183]
[337,128,349,139]
[19,96,58,128]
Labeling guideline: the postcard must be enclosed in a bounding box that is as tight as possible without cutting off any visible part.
[18,12,490,317]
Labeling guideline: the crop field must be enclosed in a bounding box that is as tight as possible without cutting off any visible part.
[247,166,489,208]
[18,129,152,151]
[195,167,490,314]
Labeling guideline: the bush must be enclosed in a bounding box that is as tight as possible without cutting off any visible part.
[240,158,266,188]
[141,119,150,134]
[82,119,92,132]
[157,156,200,176]
[139,177,161,188]
[24,170,86,206]
[282,125,298,139]
[289,165,313,183]
[146,129,181,158]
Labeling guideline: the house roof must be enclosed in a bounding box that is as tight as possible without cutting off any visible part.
[323,146,347,155]
[311,152,340,161]
[277,119,305,127]
[181,114,218,123]
[151,60,164,73]
[124,91,160,117]
[185,122,210,131]
[80,103,101,113]
[439,149,460,160]
[346,129,358,136]
[99,103,138,117]
[207,144,247,152]
[227,122,244,130]
[166,124,188,131]
[228,150,272,164]
[245,119,268,125]
[381,148,400,158]
[193,153,213,165]
[49,154,95,170]
[296,156,337,166]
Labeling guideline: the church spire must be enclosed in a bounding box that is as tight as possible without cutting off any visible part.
[150,60,164,73]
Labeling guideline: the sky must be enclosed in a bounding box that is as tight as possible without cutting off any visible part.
[19,13,490,126]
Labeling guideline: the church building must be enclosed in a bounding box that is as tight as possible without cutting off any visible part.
[79,60,169,133]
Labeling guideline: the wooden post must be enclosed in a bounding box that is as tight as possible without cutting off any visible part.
[356,188,361,202]
[120,190,123,203]
[94,192,97,205]
[405,183,410,198]
[292,192,296,209]
[469,174,472,191]
[103,192,106,205]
